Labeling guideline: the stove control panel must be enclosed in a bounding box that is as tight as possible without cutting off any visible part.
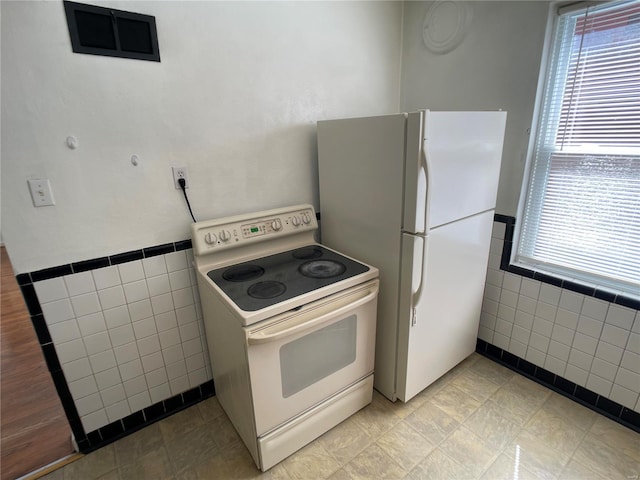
[191,204,318,256]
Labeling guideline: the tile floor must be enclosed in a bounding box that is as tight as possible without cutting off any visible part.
[37,354,640,480]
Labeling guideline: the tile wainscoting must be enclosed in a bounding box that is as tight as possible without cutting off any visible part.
[15,221,639,458]
[16,240,215,453]
[478,216,640,432]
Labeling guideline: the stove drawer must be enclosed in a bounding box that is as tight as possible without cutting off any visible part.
[246,279,378,436]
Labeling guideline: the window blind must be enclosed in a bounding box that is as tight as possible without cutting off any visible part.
[517,0,640,296]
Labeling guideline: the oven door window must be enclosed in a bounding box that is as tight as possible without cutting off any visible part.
[279,315,357,398]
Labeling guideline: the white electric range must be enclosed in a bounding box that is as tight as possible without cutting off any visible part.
[191,204,379,471]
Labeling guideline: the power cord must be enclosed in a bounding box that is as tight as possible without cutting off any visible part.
[178,178,197,223]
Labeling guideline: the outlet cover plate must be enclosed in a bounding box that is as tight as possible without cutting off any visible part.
[172,166,188,189]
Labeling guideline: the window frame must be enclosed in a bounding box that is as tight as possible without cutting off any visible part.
[513,0,640,298]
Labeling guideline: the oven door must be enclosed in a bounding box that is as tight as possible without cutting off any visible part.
[245,279,378,436]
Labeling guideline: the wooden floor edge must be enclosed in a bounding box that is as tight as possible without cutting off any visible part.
[16,453,84,480]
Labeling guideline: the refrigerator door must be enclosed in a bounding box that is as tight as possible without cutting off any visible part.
[403,111,507,234]
[396,210,494,402]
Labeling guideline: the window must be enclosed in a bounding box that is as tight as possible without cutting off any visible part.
[64,1,160,62]
[515,0,640,297]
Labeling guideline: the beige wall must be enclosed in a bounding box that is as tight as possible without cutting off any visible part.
[400,1,550,217]
[1,1,403,273]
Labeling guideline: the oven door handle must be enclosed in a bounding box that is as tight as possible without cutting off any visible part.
[247,288,377,345]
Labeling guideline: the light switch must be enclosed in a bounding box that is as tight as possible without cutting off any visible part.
[28,179,55,207]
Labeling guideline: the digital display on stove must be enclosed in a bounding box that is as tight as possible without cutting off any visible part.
[207,245,370,311]
[242,223,265,238]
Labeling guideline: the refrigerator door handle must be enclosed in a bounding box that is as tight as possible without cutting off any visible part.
[418,143,431,234]
[411,136,431,314]
[410,235,427,323]
[405,111,430,235]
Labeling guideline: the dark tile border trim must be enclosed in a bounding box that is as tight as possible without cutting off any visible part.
[19,239,194,285]
[109,250,144,265]
[476,339,639,433]
[72,257,110,273]
[143,243,175,258]
[494,215,640,311]
[14,238,212,452]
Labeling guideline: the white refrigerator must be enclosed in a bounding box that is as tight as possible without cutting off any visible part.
[317,110,507,402]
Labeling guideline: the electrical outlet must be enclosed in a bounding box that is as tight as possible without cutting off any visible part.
[27,179,55,207]
[172,166,189,189]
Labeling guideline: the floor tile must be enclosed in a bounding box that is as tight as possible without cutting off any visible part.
[588,414,640,463]
[326,468,354,480]
[33,355,640,480]
[177,440,282,480]
[480,453,543,480]
[196,396,225,423]
[208,413,242,450]
[280,441,341,480]
[158,407,205,444]
[385,390,429,419]
[165,422,219,475]
[454,352,481,371]
[570,433,640,480]
[468,355,515,385]
[521,406,586,459]
[37,470,64,480]
[342,443,407,479]
[464,400,522,451]
[449,368,501,402]
[488,375,551,426]
[428,383,482,423]
[504,431,570,480]
[319,416,374,465]
[118,445,174,480]
[374,421,434,472]
[508,374,553,402]
[438,425,498,477]
[541,392,598,432]
[113,423,165,466]
[557,458,608,480]
[351,392,402,438]
[404,399,459,444]
[61,444,118,480]
[409,447,475,480]
[95,470,121,480]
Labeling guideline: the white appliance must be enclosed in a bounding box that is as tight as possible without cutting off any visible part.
[191,204,379,471]
[317,110,507,402]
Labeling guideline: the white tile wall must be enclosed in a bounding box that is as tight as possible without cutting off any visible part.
[34,249,212,433]
[480,222,640,412]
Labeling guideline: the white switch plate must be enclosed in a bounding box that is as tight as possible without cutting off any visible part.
[28,179,55,207]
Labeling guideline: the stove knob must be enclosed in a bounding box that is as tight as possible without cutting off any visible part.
[271,219,282,231]
[301,213,311,225]
[219,230,231,242]
[291,216,301,227]
[204,232,217,245]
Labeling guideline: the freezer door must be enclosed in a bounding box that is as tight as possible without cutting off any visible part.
[403,111,507,233]
[396,210,494,402]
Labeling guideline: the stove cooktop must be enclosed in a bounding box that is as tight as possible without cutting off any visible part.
[207,245,370,311]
